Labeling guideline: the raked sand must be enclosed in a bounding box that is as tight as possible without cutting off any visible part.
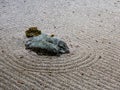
[0,0,120,90]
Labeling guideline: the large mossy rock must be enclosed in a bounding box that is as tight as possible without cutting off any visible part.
[25,33,70,56]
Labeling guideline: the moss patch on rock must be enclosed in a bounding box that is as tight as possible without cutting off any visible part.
[25,27,41,38]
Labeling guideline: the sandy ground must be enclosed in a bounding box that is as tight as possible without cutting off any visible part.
[0,0,120,90]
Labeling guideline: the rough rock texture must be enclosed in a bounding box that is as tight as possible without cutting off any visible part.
[25,33,70,56]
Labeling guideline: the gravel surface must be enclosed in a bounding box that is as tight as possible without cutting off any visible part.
[0,0,120,90]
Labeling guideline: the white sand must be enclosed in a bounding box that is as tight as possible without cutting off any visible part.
[0,0,120,90]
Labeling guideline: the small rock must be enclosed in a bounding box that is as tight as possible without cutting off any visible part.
[98,56,102,59]
[24,0,26,3]
[95,40,98,42]
[17,80,24,84]
[54,26,56,29]
[72,11,75,13]
[81,73,84,75]
[1,50,4,53]
[25,29,70,56]
[19,55,24,59]
[108,42,111,44]
[97,84,101,86]
[98,14,101,16]
[50,34,55,37]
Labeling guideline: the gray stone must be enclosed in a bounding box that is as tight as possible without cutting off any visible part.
[25,33,70,56]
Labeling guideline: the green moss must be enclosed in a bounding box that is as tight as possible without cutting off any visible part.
[25,27,41,38]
